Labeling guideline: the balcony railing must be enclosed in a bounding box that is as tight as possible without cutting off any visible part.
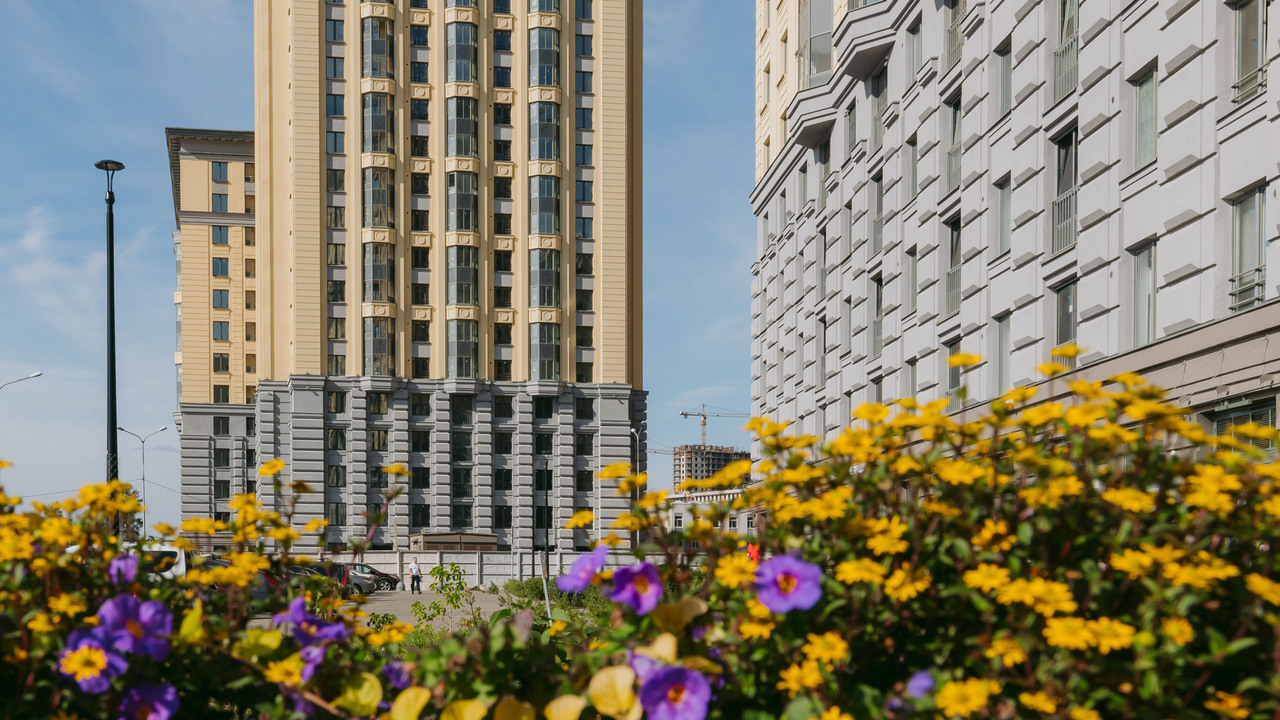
[1230,266,1266,313]
[871,112,884,153]
[946,143,962,195]
[870,314,884,358]
[871,213,884,254]
[1051,186,1078,254]
[1053,34,1079,104]
[945,7,964,69]
[945,265,961,317]
[1233,65,1268,104]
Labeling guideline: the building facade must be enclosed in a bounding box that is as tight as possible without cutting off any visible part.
[671,445,751,484]
[171,0,644,554]
[752,0,1280,446]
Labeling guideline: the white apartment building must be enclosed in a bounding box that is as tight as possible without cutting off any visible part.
[751,0,1280,444]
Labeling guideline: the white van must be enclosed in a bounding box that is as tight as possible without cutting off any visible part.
[65,542,192,580]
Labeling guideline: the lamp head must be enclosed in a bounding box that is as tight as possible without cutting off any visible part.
[27,372,41,379]
[95,160,125,172]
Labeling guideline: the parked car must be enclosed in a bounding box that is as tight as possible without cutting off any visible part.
[316,561,354,596]
[344,563,389,594]
[196,555,278,602]
[347,562,400,591]
[65,543,192,580]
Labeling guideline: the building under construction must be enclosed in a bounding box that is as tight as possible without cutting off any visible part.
[671,445,750,484]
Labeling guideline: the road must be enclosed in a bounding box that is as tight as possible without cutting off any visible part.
[357,585,507,629]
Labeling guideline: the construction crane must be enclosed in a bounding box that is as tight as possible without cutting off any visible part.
[678,404,751,445]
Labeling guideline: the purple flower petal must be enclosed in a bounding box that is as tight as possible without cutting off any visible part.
[119,682,180,720]
[108,555,138,585]
[97,594,171,660]
[628,652,663,684]
[638,666,711,720]
[610,562,663,615]
[59,629,127,694]
[382,660,413,690]
[906,670,935,698]
[556,545,609,593]
[300,645,328,683]
[754,555,823,614]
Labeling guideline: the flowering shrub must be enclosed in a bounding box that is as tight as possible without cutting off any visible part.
[3,358,1280,719]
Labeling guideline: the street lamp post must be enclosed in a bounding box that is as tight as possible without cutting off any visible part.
[118,426,166,538]
[0,372,43,393]
[96,160,125,485]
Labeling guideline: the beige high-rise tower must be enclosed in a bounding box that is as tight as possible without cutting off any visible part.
[172,0,645,556]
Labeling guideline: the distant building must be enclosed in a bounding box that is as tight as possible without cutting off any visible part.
[671,445,751,484]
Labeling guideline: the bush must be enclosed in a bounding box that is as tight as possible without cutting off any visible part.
[3,360,1280,719]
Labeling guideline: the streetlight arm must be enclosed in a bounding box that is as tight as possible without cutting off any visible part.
[0,372,43,393]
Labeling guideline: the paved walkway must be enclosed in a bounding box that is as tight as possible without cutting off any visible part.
[359,586,507,629]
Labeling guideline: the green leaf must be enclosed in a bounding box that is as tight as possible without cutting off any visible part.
[742,710,776,720]
[489,608,513,626]
[334,671,383,717]
[781,695,823,720]
[1220,637,1259,657]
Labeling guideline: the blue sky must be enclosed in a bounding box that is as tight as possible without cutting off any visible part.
[0,0,757,525]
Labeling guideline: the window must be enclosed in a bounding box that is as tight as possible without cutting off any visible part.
[574,433,593,456]
[446,23,477,83]
[673,514,684,529]
[213,416,230,436]
[446,246,479,305]
[529,102,561,161]
[212,289,229,309]
[363,243,395,303]
[411,135,429,158]
[993,314,1011,393]
[574,397,595,420]
[534,396,555,419]
[411,210,430,232]
[944,220,961,317]
[410,283,429,306]
[325,243,346,268]
[994,179,1011,254]
[495,142,512,163]
[324,502,347,528]
[213,321,230,341]
[451,470,473,499]
[575,144,593,166]
[576,71,593,93]
[870,275,883,358]
[447,320,479,378]
[327,206,346,229]
[246,417,256,436]
[495,0,512,12]
[529,28,561,87]
[494,29,512,52]
[575,34,593,57]
[493,505,513,529]
[905,138,918,197]
[996,45,1012,116]
[491,250,512,272]
[1134,69,1157,168]
[494,286,512,308]
[368,392,389,415]
[575,217,593,240]
[410,393,432,417]
[494,103,512,125]
[1133,243,1157,346]
[412,468,431,490]
[1231,186,1267,312]
[411,25,430,48]
[575,470,593,491]
[576,362,593,382]
[213,385,230,404]
[368,428,389,451]
[327,428,346,451]
[1055,280,1077,351]
[408,98,429,123]
[494,395,514,418]
[326,317,346,341]
[411,504,431,528]
[412,430,432,453]
[530,249,561,307]
[944,339,962,407]
[327,465,347,488]
[1052,130,1078,253]
[327,280,346,303]
[494,66,512,87]
[326,131,344,154]
[411,61,429,83]
[212,162,228,181]
[534,470,553,493]
[409,248,429,272]
[575,181,593,203]
[326,57,344,79]
[451,394,474,425]
[413,357,430,379]
[451,431,473,462]
[845,102,856,158]
[244,259,255,278]
[945,99,962,194]
[213,353,230,373]
[326,93,344,116]
[327,354,346,375]
[327,391,347,413]
[211,194,228,213]
[211,225,229,245]
[904,359,918,398]
[447,97,479,157]
[1214,401,1276,454]
[904,247,917,315]
[534,432,554,455]
[447,172,479,231]
[530,0,560,11]
[576,0,591,18]
[576,325,593,348]
[1234,0,1267,102]
[906,23,922,76]
[576,288,593,312]
[325,19,344,42]
[575,108,593,130]
[870,174,884,253]
[363,168,395,228]
[244,227,255,246]
[533,505,553,530]
[576,252,593,275]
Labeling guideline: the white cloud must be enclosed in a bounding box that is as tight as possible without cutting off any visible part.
[0,207,107,347]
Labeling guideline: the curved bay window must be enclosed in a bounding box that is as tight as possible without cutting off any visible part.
[364,317,395,376]
[529,248,561,308]
[363,243,395,303]
[447,245,479,306]
[363,167,395,228]
[529,102,560,161]
[530,322,561,381]
[447,319,479,378]
[362,18,394,79]
[447,97,478,158]
[529,28,560,87]
[447,171,479,231]
[363,93,394,153]
[446,23,477,83]
[529,175,561,235]
[530,0,560,13]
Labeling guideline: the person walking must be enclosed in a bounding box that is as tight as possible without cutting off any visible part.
[409,557,422,594]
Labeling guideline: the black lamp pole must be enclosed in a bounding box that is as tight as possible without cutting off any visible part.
[96,159,125,484]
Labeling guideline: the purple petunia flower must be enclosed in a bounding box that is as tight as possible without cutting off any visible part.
[556,544,609,593]
[382,660,413,690]
[638,666,712,720]
[272,597,351,647]
[58,628,128,694]
[108,555,138,585]
[906,670,935,698]
[610,562,663,615]
[300,645,327,684]
[628,651,663,684]
[98,594,172,660]
[754,555,823,614]
[118,682,180,720]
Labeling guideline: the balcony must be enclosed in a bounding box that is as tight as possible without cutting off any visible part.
[871,214,884,254]
[1230,266,1266,313]
[871,111,885,153]
[945,6,964,70]
[1233,65,1268,104]
[870,315,884,358]
[946,143,961,195]
[1053,34,1079,104]
[944,265,961,317]
[1051,186,1078,254]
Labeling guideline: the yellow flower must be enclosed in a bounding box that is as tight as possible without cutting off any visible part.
[948,353,983,367]
[1160,617,1194,646]
[776,660,823,697]
[544,695,588,720]
[180,517,228,535]
[1101,487,1156,513]
[934,459,986,486]
[1019,692,1058,713]
[812,707,853,720]
[384,463,409,476]
[37,516,80,546]
[59,645,108,683]
[743,417,791,438]
[971,519,1015,552]
[267,527,301,543]
[1088,423,1139,444]
[549,620,568,637]
[1204,691,1250,719]
[801,631,849,665]
[303,518,329,533]
[1052,343,1081,358]
[853,403,891,423]
[963,564,1011,592]
[599,462,632,479]
[985,637,1025,667]
[442,700,489,720]
[1087,617,1135,654]
[1260,495,1280,518]
[935,678,995,718]
[1245,573,1280,605]
[1043,617,1097,650]
[1038,362,1069,376]
[835,558,887,585]
[566,510,594,530]
[1163,553,1240,590]
[0,459,10,470]
[587,666,637,719]
[714,554,758,589]
[27,613,57,633]
[1064,403,1109,427]
[152,522,177,537]
[258,458,286,476]
[264,654,305,685]
[739,620,775,640]
[1027,578,1078,617]
[1110,371,1146,388]
[0,529,35,562]
[1139,542,1185,564]
[884,564,931,602]
[1068,709,1101,720]
[867,534,909,555]
[48,593,87,617]
[921,500,960,518]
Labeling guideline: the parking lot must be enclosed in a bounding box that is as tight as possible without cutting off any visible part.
[356,585,507,629]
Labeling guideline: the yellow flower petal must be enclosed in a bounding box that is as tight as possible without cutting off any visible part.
[587,666,637,719]
[544,696,587,720]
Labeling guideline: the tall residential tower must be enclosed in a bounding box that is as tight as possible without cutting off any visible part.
[172,0,644,554]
